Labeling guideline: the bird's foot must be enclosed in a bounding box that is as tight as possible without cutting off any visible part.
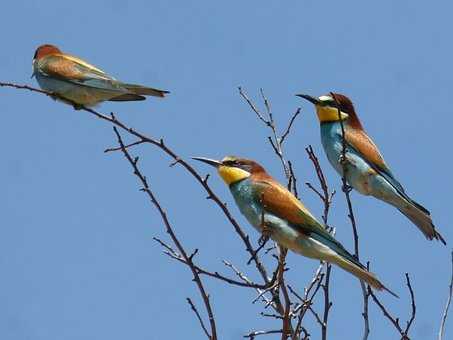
[338,153,348,165]
[246,227,272,265]
[260,224,273,242]
[342,183,353,193]
[72,103,83,110]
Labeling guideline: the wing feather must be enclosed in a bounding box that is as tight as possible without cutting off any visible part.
[253,179,335,241]
[252,177,362,267]
[38,54,124,92]
[345,128,410,199]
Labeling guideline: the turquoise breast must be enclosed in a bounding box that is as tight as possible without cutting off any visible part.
[229,179,263,232]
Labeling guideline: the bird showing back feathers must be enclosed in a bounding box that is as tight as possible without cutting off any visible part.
[32,44,169,108]
[193,156,397,296]
[297,92,445,244]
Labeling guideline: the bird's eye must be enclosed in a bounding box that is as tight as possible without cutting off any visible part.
[223,160,235,166]
[322,100,338,108]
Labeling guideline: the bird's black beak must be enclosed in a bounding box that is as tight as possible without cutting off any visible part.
[296,94,320,105]
[192,157,222,168]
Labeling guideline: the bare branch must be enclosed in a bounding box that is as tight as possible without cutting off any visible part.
[153,237,270,289]
[280,108,301,145]
[187,298,211,339]
[287,161,299,198]
[239,87,301,180]
[244,329,283,339]
[275,248,292,340]
[330,92,370,339]
[0,82,273,291]
[404,273,416,334]
[112,127,217,339]
[104,139,146,153]
[438,250,453,340]
[370,273,416,339]
[238,86,269,125]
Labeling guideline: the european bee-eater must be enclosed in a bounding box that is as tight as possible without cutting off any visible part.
[193,156,396,295]
[32,44,169,108]
[297,93,445,245]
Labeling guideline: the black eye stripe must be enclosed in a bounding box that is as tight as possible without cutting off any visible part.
[322,100,338,107]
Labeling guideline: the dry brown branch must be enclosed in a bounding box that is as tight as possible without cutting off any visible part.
[330,92,370,339]
[289,266,324,338]
[240,89,343,339]
[239,87,303,338]
[438,250,453,340]
[238,87,301,183]
[187,298,211,339]
[369,273,416,339]
[0,82,274,290]
[3,81,438,340]
[305,145,337,340]
[112,126,217,339]
[152,236,270,289]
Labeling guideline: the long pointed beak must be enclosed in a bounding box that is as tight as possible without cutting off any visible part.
[296,94,320,105]
[192,157,222,168]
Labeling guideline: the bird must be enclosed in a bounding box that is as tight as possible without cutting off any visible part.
[32,44,169,108]
[193,155,396,295]
[297,93,445,245]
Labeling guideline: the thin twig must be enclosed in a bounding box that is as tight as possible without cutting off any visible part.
[330,92,370,339]
[305,145,337,340]
[276,248,292,340]
[104,139,146,153]
[112,127,217,339]
[244,329,283,339]
[438,250,453,340]
[153,236,270,289]
[370,273,416,339]
[0,82,273,292]
[280,108,301,145]
[238,87,301,180]
[187,298,211,338]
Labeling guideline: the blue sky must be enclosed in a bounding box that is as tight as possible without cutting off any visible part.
[1,1,452,339]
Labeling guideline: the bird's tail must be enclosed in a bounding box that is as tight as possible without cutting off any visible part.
[308,232,397,296]
[398,199,446,245]
[123,83,169,98]
[331,253,398,297]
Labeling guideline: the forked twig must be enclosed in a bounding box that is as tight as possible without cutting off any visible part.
[112,127,216,339]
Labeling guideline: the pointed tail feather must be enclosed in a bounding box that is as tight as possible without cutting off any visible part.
[123,83,169,98]
[398,204,446,245]
[109,93,146,102]
[332,255,398,297]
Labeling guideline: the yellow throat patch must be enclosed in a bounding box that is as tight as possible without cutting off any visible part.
[218,166,250,185]
[316,106,349,123]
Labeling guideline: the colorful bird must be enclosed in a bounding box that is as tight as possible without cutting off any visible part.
[32,44,168,108]
[193,156,396,295]
[297,93,445,245]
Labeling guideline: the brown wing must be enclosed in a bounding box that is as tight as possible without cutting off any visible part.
[345,127,390,173]
[253,175,336,241]
[39,54,113,82]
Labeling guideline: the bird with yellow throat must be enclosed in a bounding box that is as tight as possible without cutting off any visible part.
[193,156,397,295]
[297,93,445,245]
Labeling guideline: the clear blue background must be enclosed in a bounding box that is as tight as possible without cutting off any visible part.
[1,1,452,339]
